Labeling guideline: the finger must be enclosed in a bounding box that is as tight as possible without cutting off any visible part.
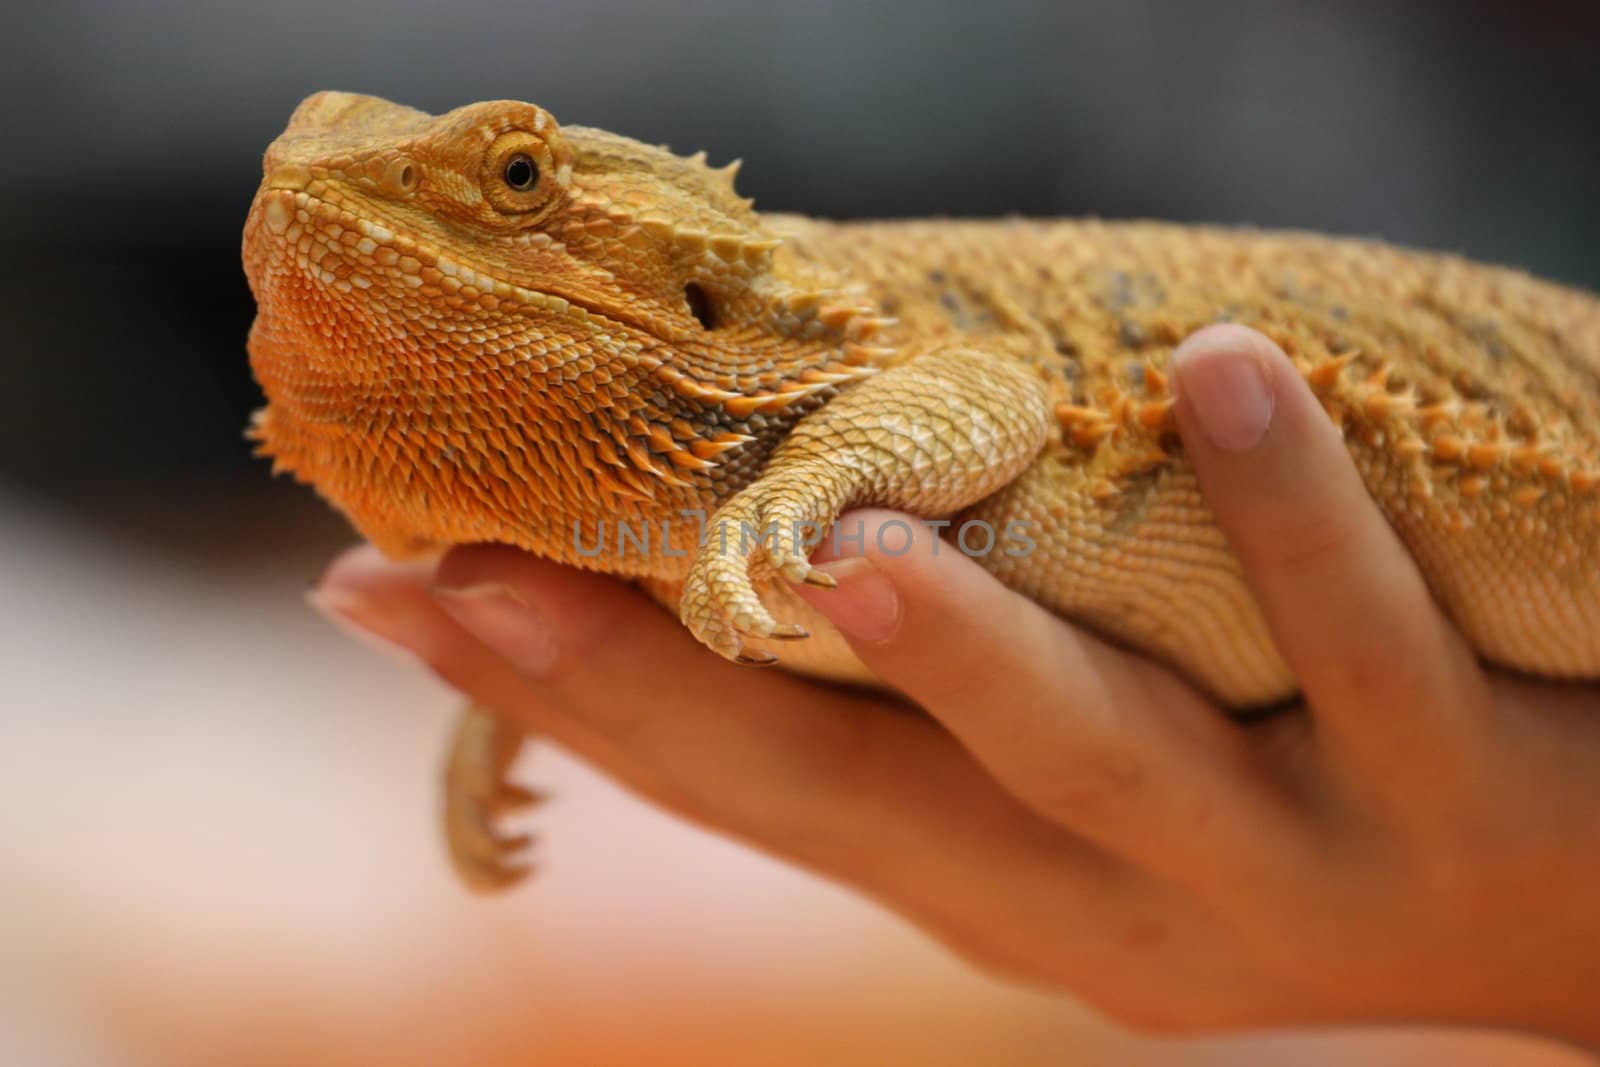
[312,544,1141,977]
[1169,324,1493,789]
[793,510,1307,893]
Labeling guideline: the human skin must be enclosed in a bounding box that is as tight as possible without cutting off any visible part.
[312,325,1600,1041]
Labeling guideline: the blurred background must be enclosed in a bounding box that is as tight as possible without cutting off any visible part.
[2,2,1597,1063]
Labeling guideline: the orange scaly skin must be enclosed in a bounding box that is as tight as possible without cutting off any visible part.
[244,93,1600,890]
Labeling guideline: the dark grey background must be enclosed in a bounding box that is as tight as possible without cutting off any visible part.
[3,0,1597,522]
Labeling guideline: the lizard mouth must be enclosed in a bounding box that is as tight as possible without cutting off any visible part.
[245,184,669,344]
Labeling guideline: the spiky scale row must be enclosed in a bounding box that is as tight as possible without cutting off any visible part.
[1046,348,1600,525]
[1310,355,1600,517]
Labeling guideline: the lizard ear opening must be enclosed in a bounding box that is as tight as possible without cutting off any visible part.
[684,282,717,329]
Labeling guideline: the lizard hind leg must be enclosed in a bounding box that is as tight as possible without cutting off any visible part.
[441,703,544,892]
[680,345,1054,664]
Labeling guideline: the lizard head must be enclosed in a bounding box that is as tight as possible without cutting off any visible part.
[243,92,887,563]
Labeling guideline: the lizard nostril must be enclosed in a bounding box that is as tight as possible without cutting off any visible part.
[381,158,419,197]
[685,282,716,329]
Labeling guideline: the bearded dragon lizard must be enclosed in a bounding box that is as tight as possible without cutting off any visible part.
[242,93,1600,890]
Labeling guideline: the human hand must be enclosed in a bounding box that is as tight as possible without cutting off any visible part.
[312,325,1600,1041]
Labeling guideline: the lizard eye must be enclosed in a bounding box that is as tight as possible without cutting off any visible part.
[502,154,538,191]
[481,128,568,218]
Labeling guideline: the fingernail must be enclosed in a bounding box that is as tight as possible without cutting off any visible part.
[804,556,901,644]
[433,582,557,677]
[1171,336,1275,452]
[306,586,429,668]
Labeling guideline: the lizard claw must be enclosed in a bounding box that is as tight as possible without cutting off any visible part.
[495,782,547,812]
[765,622,811,640]
[798,568,837,590]
[442,704,541,893]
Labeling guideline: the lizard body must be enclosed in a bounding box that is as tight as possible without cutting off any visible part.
[243,93,1600,888]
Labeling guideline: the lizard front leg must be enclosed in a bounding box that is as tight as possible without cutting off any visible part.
[681,345,1053,663]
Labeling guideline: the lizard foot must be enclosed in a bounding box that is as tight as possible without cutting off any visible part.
[680,483,838,664]
[442,703,543,892]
